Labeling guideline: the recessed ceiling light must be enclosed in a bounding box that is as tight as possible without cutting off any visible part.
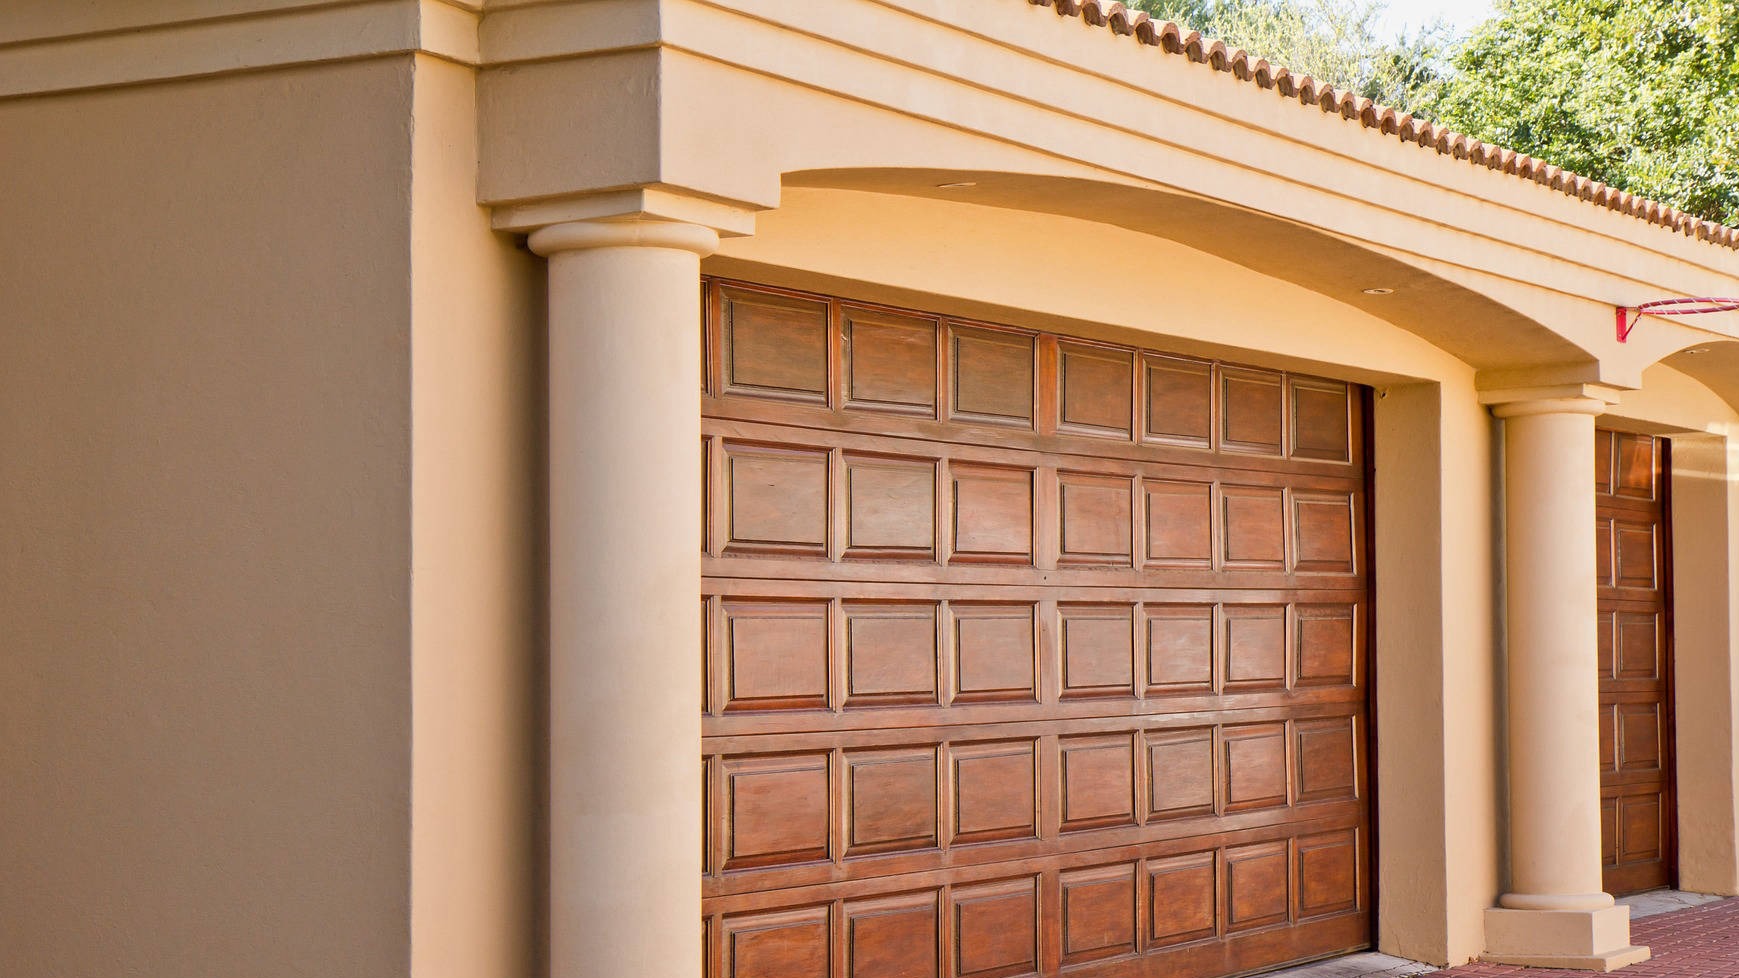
[1362,287,1395,296]
[935,181,978,189]
[1687,347,1712,355]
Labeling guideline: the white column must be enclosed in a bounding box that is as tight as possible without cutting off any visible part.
[1483,395,1648,971]
[531,220,718,978]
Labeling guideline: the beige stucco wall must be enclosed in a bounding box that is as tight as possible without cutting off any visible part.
[0,53,537,978]
[408,53,544,978]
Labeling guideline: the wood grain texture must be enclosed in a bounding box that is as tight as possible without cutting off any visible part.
[701,279,1371,978]
[1595,429,1677,895]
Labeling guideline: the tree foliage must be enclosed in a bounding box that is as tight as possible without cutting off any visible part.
[1127,0,1739,226]
[1427,0,1739,225]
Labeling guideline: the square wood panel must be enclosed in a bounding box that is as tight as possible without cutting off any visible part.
[844,307,938,416]
[724,905,832,978]
[722,753,831,870]
[844,454,936,560]
[951,878,1039,978]
[1224,605,1287,691]
[1145,356,1213,449]
[1059,863,1138,964]
[1295,716,1357,803]
[1146,727,1216,819]
[722,600,830,712]
[950,604,1037,703]
[1296,830,1360,918]
[845,747,939,857]
[1146,604,1215,694]
[1222,485,1287,571]
[1058,472,1134,566]
[1613,432,1657,499]
[723,442,830,557]
[1223,723,1288,812]
[1221,367,1285,456]
[1148,851,1218,947]
[1296,605,1356,687]
[1291,380,1352,463]
[1292,491,1357,575]
[1144,479,1213,569]
[846,891,940,978]
[1060,734,1137,832]
[1059,604,1136,698]
[1224,840,1291,931]
[1614,520,1657,589]
[844,602,938,708]
[951,326,1034,427]
[951,740,1039,845]
[1058,343,1134,438]
[721,287,830,403]
[951,464,1034,564]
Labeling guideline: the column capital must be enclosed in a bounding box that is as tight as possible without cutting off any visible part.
[1479,383,1622,419]
[528,219,721,259]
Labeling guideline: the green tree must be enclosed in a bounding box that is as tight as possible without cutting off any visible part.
[1425,0,1739,225]
[1129,0,1451,108]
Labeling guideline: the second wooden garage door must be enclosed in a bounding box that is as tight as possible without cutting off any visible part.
[701,279,1373,978]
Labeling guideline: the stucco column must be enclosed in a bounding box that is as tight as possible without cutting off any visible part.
[530,220,719,978]
[1482,394,1648,971]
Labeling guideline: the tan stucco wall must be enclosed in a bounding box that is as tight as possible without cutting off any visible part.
[0,60,418,978]
[408,53,544,978]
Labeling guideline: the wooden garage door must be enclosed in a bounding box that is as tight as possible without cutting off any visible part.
[701,279,1373,978]
[1595,429,1676,895]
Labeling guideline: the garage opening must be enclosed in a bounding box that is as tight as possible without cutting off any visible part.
[700,278,1375,978]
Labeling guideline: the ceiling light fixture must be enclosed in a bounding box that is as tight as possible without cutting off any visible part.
[935,181,978,189]
[1686,347,1712,355]
[1362,287,1395,296]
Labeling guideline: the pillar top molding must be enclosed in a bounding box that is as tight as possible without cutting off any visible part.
[1479,383,1623,419]
[527,219,721,258]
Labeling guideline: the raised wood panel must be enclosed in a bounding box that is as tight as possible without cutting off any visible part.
[844,454,936,560]
[1617,704,1662,773]
[952,464,1035,564]
[1614,521,1657,589]
[1615,612,1660,680]
[1291,380,1351,463]
[844,307,938,416]
[1145,356,1214,449]
[952,878,1039,978]
[721,287,830,402]
[1600,705,1617,773]
[952,326,1034,427]
[725,905,832,978]
[1147,727,1216,819]
[1601,798,1619,864]
[1596,516,1614,587]
[1059,343,1134,438]
[1148,851,1218,946]
[1059,472,1134,566]
[846,747,939,857]
[1060,605,1136,698]
[1293,491,1356,575]
[1619,795,1663,862]
[952,740,1039,845]
[844,602,939,708]
[1060,734,1138,832]
[703,278,1373,978]
[723,753,831,870]
[1296,717,1357,804]
[1224,723,1289,812]
[951,604,1038,703]
[1220,368,1285,456]
[1614,432,1656,500]
[1224,605,1286,691]
[846,891,940,978]
[1296,830,1359,918]
[1221,486,1286,571]
[1146,605,1215,694]
[725,443,830,557]
[1059,863,1138,964]
[723,600,830,712]
[1224,841,1290,931]
[1595,428,1615,495]
[1296,605,1356,688]
[1597,610,1616,679]
[1143,479,1214,568]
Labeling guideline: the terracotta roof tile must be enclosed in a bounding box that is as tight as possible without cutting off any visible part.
[1022,0,1739,249]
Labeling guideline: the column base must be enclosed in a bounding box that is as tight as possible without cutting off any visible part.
[1483,907,1650,971]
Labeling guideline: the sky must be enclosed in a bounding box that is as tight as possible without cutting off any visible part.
[1373,0,1497,38]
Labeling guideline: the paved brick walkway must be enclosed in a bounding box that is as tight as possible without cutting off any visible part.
[1441,897,1739,977]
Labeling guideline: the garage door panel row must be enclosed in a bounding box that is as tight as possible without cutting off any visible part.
[706,282,1358,469]
[702,595,1363,719]
[704,827,1367,978]
[705,433,1362,581]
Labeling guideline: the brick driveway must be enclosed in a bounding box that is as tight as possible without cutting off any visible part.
[1441,897,1739,977]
